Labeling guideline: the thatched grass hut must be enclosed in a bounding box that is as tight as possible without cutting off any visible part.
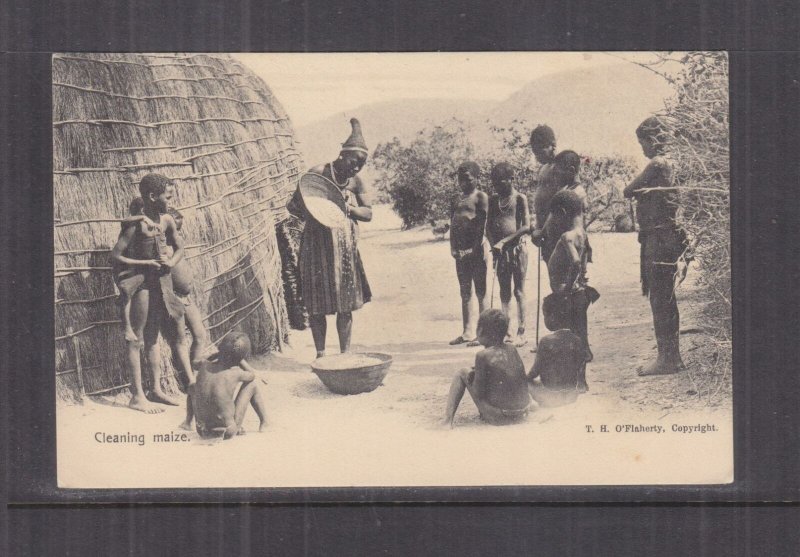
[53,53,304,401]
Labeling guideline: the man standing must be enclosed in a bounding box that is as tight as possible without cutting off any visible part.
[624,116,688,376]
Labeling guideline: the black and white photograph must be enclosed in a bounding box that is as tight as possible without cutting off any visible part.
[52,51,732,488]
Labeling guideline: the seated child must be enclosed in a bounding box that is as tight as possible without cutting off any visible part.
[442,309,531,428]
[542,189,600,375]
[528,328,586,407]
[188,332,267,439]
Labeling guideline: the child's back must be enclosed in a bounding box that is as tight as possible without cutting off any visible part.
[190,332,267,439]
[192,360,241,432]
[475,344,530,411]
[530,330,585,390]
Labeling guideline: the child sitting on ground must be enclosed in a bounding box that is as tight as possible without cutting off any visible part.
[188,332,267,439]
[442,309,531,428]
[528,305,588,407]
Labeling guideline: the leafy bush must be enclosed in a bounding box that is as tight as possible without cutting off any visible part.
[482,122,639,231]
[371,120,475,228]
[372,118,640,231]
[661,52,730,340]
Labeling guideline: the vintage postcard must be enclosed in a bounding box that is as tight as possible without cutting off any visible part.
[54,52,732,489]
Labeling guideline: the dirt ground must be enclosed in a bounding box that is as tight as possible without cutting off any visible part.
[58,205,732,488]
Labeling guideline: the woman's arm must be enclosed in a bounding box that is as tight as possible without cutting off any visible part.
[624,160,661,199]
[348,190,372,222]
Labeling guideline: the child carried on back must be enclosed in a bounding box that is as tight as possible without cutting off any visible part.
[442,309,531,428]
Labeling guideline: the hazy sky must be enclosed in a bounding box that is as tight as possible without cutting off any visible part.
[234,52,669,127]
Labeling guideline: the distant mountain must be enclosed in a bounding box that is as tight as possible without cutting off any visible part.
[295,98,494,168]
[294,62,673,171]
[483,62,673,161]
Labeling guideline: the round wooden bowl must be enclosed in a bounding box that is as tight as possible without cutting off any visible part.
[311,352,393,395]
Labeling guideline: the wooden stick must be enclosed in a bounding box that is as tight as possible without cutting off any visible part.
[56,293,117,305]
[536,246,541,348]
[55,324,95,341]
[69,327,86,397]
[210,298,265,345]
[84,383,132,397]
[55,218,122,228]
[54,266,113,273]
[171,142,227,152]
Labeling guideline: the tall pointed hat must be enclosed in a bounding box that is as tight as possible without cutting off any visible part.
[341,118,368,154]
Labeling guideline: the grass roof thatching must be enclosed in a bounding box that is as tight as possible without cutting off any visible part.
[53,53,304,401]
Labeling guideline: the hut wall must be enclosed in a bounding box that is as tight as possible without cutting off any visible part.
[53,53,303,401]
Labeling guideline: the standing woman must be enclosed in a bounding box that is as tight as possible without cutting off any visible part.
[624,116,688,376]
[287,118,373,358]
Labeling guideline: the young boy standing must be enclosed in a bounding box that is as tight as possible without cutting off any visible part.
[111,173,194,414]
[543,189,599,376]
[624,116,688,376]
[449,161,489,346]
[442,309,531,427]
[487,163,531,346]
[533,150,588,262]
[190,332,267,439]
[529,124,559,240]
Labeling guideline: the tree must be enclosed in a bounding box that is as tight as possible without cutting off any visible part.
[483,121,639,231]
[371,119,476,228]
[661,52,730,340]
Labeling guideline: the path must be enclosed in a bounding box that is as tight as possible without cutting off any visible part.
[57,205,732,488]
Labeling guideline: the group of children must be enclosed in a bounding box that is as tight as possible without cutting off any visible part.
[108,116,687,435]
[444,119,689,426]
[111,173,266,438]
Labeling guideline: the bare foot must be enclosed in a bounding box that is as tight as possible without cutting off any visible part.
[465,339,481,347]
[315,351,325,359]
[124,328,139,343]
[237,426,247,436]
[438,418,454,429]
[637,357,685,377]
[148,390,180,406]
[178,420,193,431]
[258,422,267,432]
[449,335,469,345]
[514,335,528,347]
[129,394,164,414]
[577,381,589,393]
